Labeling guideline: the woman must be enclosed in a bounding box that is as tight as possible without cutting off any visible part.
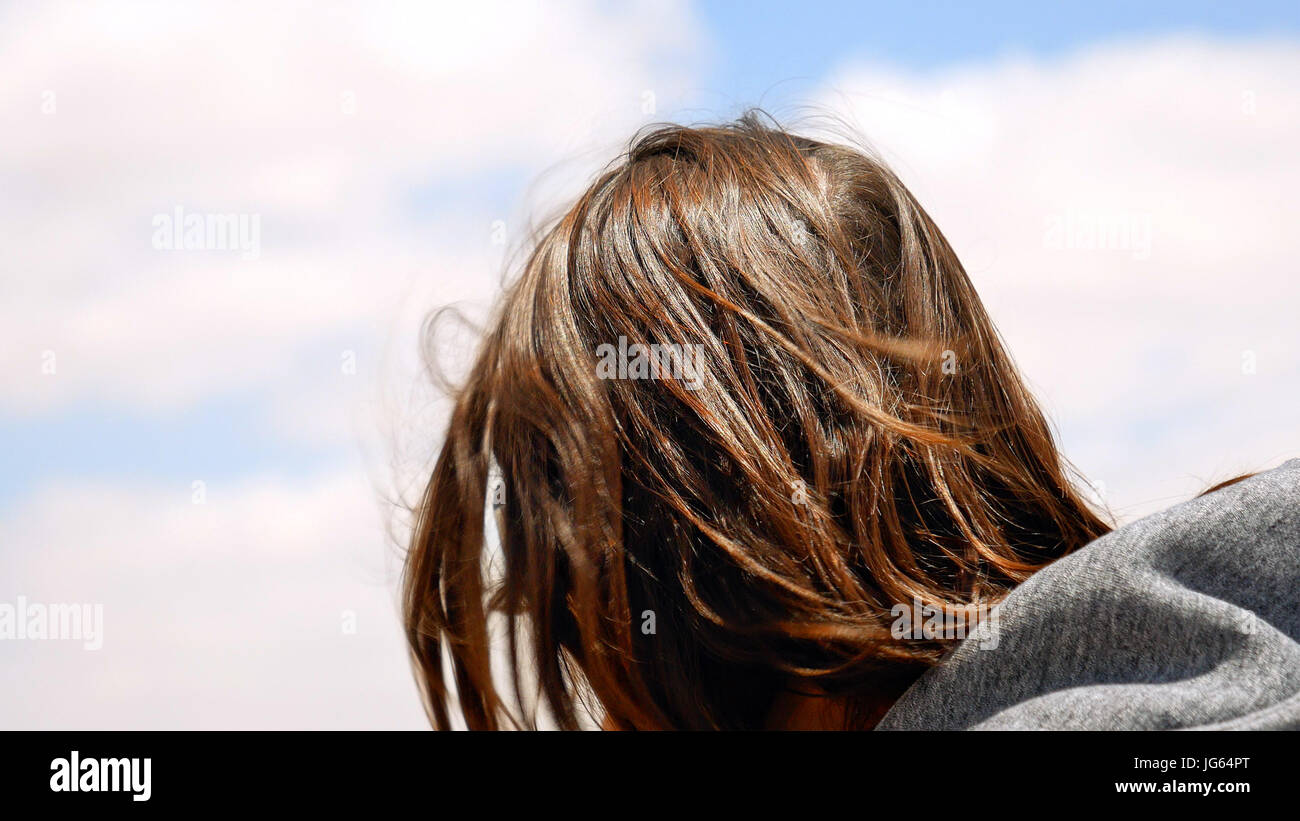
[402,113,1300,730]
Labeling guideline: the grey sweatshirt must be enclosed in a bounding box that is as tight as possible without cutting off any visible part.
[876,458,1300,730]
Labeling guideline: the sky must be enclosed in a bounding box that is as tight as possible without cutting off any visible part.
[1,0,1297,728]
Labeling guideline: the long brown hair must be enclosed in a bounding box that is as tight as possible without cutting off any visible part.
[403,112,1111,729]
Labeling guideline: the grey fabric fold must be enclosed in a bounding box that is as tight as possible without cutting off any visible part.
[876,459,1300,730]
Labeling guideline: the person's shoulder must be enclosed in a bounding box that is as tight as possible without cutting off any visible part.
[875,458,1300,730]
[1184,457,1300,515]
[1093,457,1300,577]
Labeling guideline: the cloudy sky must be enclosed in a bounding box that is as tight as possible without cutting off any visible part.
[2,0,1297,728]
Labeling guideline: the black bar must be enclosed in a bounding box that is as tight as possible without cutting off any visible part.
[1,730,1289,808]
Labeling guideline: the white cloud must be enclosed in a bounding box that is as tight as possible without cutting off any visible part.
[0,0,704,415]
[811,35,1300,518]
[0,472,426,729]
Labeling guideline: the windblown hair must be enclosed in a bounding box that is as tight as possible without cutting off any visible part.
[403,112,1111,730]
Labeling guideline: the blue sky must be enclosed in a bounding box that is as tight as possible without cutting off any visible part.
[700,0,1300,97]
[8,0,1300,514]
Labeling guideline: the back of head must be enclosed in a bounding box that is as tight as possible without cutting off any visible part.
[404,112,1109,729]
